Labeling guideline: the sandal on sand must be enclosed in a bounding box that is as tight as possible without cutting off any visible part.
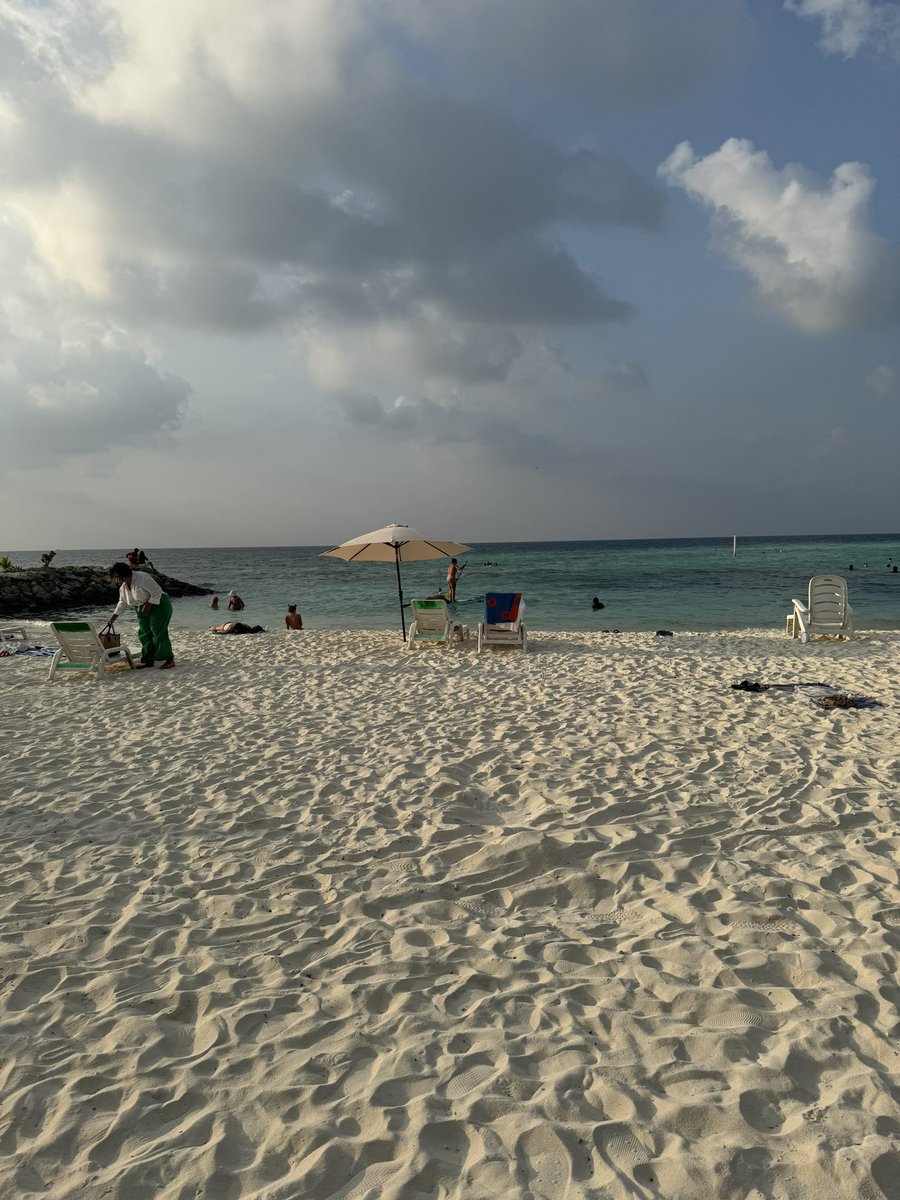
[160,659,175,670]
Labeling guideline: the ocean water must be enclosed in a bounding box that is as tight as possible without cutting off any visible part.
[7,534,900,635]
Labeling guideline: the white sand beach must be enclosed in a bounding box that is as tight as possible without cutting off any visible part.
[2,627,898,1200]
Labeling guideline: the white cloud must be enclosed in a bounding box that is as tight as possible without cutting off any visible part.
[809,425,849,459]
[866,364,898,394]
[785,0,900,59]
[659,137,900,333]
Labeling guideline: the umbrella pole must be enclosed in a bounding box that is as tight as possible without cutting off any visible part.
[395,551,406,640]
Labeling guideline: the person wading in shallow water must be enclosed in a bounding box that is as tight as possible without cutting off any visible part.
[107,562,175,670]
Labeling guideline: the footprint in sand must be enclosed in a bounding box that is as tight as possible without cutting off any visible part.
[446,1063,495,1099]
[6,965,65,1011]
[596,1123,656,1185]
[518,1125,572,1200]
[334,1159,398,1200]
[703,1007,775,1030]
[739,1088,785,1132]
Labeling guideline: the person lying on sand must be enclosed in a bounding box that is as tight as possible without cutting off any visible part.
[208,622,265,635]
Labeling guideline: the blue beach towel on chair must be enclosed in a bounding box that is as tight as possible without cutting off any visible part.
[485,593,522,624]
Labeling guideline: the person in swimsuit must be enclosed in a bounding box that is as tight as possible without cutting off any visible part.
[208,622,265,635]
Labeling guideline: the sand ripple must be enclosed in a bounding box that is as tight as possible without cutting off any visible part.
[1,628,898,1198]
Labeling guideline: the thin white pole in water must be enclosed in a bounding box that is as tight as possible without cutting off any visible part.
[733,533,737,557]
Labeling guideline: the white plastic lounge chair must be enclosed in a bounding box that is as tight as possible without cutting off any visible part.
[477,592,527,653]
[0,626,27,642]
[47,621,135,681]
[406,599,467,649]
[788,575,854,644]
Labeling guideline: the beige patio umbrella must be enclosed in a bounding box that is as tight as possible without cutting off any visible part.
[321,522,471,639]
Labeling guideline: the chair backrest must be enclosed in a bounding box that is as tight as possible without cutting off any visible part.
[410,599,449,634]
[808,575,849,625]
[50,622,104,664]
[484,593,523,626]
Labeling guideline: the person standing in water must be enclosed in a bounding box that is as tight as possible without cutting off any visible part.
[285,605,303,630]
[446,558,466,602]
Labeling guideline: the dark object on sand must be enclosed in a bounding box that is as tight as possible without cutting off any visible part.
[655,630,673,637]
[210,622,265,635]
[731,679,881,709]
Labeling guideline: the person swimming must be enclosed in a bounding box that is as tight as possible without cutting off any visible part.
[592,596,604,610]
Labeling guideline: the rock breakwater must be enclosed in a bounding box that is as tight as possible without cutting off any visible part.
[0,567,212,618]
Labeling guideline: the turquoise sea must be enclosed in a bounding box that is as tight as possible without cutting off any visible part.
[7,534,900,634]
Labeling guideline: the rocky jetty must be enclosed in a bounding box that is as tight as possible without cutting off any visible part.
[0,567,212,618]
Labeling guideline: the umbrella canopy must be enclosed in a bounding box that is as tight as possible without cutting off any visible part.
[321,523,471,638]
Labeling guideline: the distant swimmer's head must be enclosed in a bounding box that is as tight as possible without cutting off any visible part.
[592,596,604,610]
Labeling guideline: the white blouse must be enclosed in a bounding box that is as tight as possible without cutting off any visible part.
[114,570,164,617]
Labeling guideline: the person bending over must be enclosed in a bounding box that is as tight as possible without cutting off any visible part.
[227,591,246,611]
[108,562,174,669]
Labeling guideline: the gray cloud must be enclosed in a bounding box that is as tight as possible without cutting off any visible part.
[336,389,584,471]
[391,0,752,107]
[0,333,190,466]
[0,0,673,387]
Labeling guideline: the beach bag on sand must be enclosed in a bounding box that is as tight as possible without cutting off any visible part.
[98,621,120,650]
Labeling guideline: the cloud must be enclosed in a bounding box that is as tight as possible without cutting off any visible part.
[658,137,900,333]
[0,0,673,380]
[335,388,580,471]
[0,332,190,467]
[785,0,900,59]
[809,425,849,459]
[866,364,898,395]
[391,0,751,107]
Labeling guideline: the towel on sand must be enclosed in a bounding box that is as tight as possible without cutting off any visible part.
[731,680,881,709]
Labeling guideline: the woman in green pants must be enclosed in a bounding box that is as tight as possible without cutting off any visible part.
[107,561,175,669]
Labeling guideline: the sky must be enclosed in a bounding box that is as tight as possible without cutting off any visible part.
[1,0,899,550]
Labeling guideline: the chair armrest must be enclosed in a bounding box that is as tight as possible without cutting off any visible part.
[791,599,809,617]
